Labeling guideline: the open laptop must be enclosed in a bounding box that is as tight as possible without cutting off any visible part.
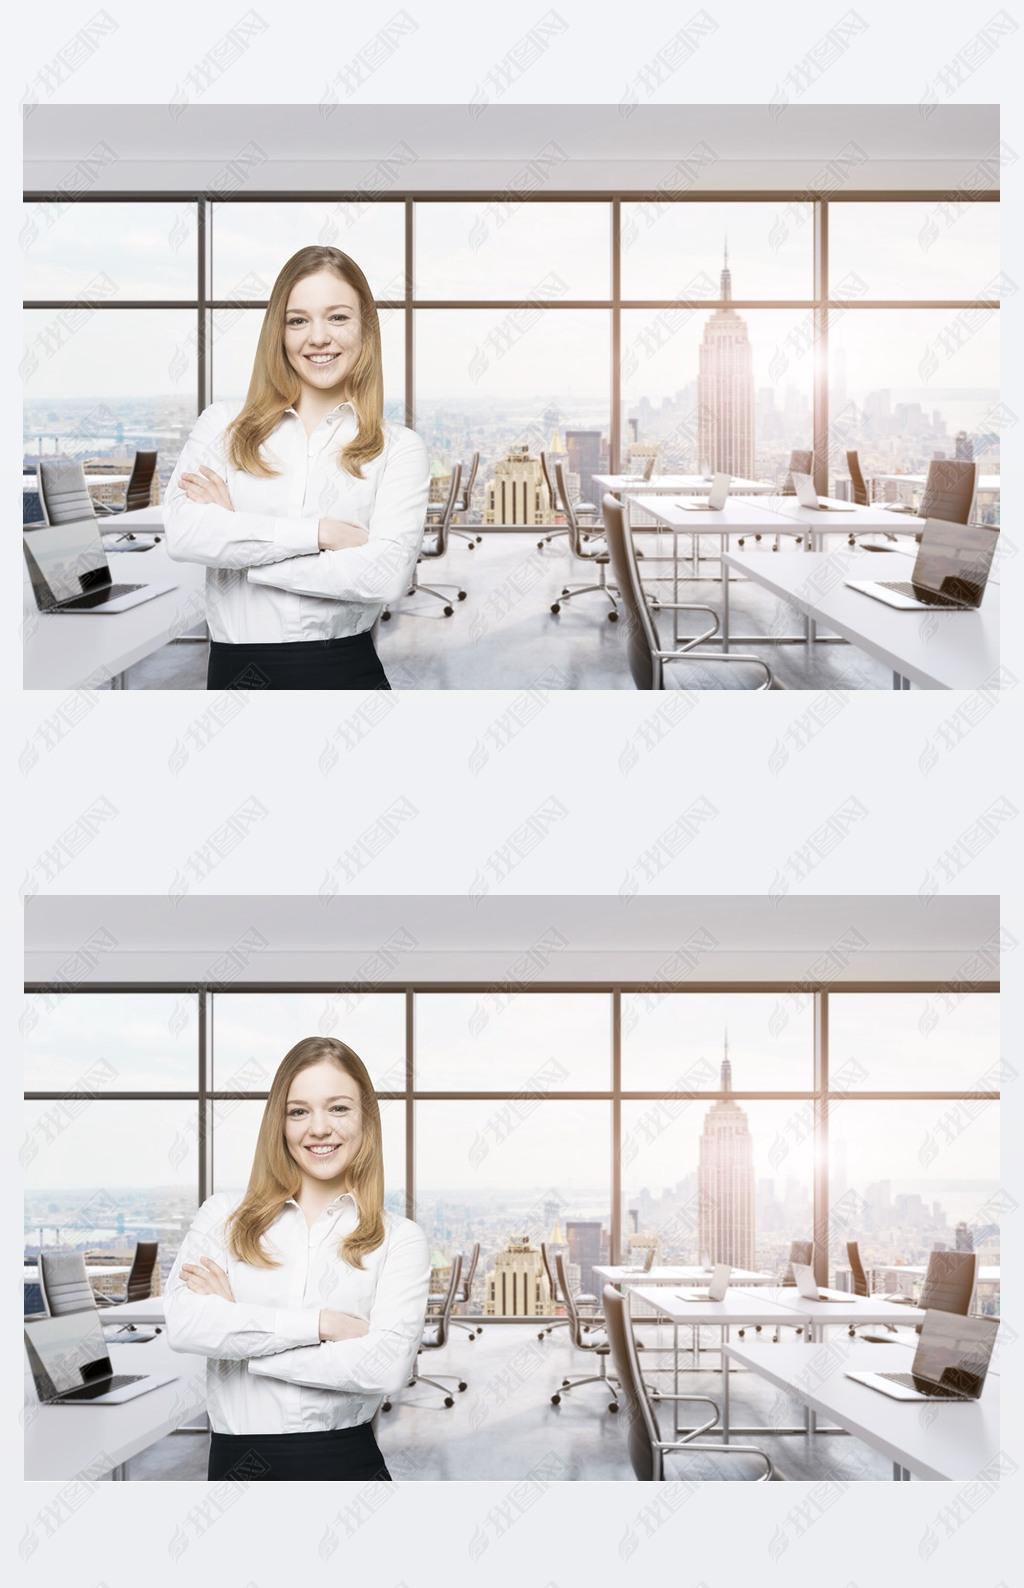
[846,1311,999,1402]
[675,472,731,510]
[676,1263,731,1302]
[845,518,998,611]
[619,1248,657,1275]
[791,1263,848,1302]
[24,1311,176,1405]
[23,521,175,613]
[792,472,857,511]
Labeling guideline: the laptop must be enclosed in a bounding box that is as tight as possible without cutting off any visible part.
[24,1311,176,1405]
[791,1262,848,1302]
[619,1248,657,1275]
[845,518,998,610]
[792,472,857,511]
[675,472,731,510]
[23,521,175,613]
[846,1311,999,1402]
[676,1263,731,1302]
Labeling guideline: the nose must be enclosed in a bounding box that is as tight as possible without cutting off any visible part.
[307,321,332,346]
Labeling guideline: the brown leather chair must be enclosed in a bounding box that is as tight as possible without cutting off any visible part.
[381,462,465,619]
[550,461,618,620]
[381,1254,466,1410]
[95,451,159,515]
[550,1254,618,1411]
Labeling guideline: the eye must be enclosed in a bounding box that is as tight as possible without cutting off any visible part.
[287,1106,307,1118]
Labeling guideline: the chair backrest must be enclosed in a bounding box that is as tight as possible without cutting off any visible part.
[782,450,813,496]
[782,1240,813,1285]
[919,1250,976,1315]
[429,1255,463,1349]
[125,451,158,512]
[38,460,97,526]
[456,450,479,511]
[39,1252,98,1316]
[846,1241,869,1298]
[602,1285,660,1480]
[601,495,659,689]
[555,1253,594,1347]
[919,459,976,524]
[845,450,869,506]
[553,460,591,553]
[458,1240,480,1300]
[539,450,559,513]
[125,1241,159,1302]
[427,462,462,555]
[540,1241,560,1305]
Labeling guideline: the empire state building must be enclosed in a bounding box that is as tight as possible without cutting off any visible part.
[697,246,755,479]
[697,1038,755,1269]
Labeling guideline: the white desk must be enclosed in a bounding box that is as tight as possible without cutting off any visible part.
[722,546,1000,689]
[594,473,773,497]
[595,1265,774,1290]
[23,473,131,490]
[24,1264,130,1284]
[23,508,207,689]
[100,1296,167,1326]
[768,1287,927,1342]
[722,1339,1000,1480]
[24,1336,207,1480]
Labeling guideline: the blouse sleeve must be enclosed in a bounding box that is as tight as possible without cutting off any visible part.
[244,427,429,604]
[163,404,321,570]
[246,1221,431,1395]
[163,1197,321,1361]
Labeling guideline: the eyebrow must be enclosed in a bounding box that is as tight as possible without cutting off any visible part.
[285,302,359,314]
[286,1093,358,1106]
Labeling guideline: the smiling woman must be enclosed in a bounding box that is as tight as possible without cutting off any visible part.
[162,245,429,690]
[164,1036,430,1482]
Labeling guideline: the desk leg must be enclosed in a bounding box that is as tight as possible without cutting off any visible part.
[721,533,730,652]
[111,671,128,690]
[112,1461,128,1480]
[722,1326,730,1444]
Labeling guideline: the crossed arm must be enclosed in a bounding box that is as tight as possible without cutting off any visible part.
[178,465,368,554]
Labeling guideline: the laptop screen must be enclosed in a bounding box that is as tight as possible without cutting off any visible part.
[23,522,111,608]
[912,1311,998,1396]
[910,520,998,607]
[24,1312,112,1400]
[791,472,819,507]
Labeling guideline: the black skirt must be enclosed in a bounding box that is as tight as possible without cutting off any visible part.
[208,1422,391,1482]
[207,630,390,691]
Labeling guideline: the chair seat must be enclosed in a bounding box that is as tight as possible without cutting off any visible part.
[421,1325,446,1348]
[662,661,781,691]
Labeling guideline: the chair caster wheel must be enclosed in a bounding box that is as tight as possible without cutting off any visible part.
[467,542,475,550]
[381,611,392,621]
[550,603,560,614]
[475,535,482,543]
[754,534,762,542]
[561,587,570,596]
[609,1403,619,1413]
[608,610,618,622]
[444,606,453,616]
[551,1394,561,1404]
[444,1397,454,1408]
[458,1382,467,1391]
[562,1378,571,1388]
[737,538,744,547]
[538,1331,545,1339]
[458,590,467,600]
[381,1400,392,1412]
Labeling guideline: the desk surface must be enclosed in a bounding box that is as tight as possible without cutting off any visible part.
[625,496,794,530]
[869,472,1000,490]
[24,508,207,689]
[101,1296,167,1325]
[24,1264,130,1283]
[596,1265,774,1287]
[630,1286,810,1326]
[869,1263,1000,1281]
[24,1336,207,1479]
[595,473,773,496]
[722,546,1000,690]
[23,473,131,490]
[722,1339,999,1480]
[769,1289,927,1330]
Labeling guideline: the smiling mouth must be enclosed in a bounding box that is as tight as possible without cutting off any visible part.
[305,353,341,365]
[305,1143,341,1157]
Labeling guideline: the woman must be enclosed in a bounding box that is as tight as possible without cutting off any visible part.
[165,1037,430,1481]
[164,246,429,689]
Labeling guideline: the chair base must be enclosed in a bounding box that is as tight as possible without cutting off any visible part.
[551,1368,619,1412]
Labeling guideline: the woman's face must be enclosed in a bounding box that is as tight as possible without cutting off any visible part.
[283,1059,364,1193]
[282,268,363,403]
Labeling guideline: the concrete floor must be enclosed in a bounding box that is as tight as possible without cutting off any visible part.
[113,532,893,691]
[119,1319,897,1481]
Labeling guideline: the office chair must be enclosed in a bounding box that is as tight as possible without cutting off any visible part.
[101,1241,163,1339]
[93,451,159,515]
[450,1241,482,1339]
[602,496,781,689]
[39,1249,161,1343]
[538,1242,573,1339]
[881,459,977,540]
[549,461,618,620]
[536,451,574,550]
[448,452,483,548]
[603,1287,783,1480]
[769,1239,813,1342]
[37,459,98,526]
[550,1255,619,1411]
[845,1240,899,1340]
[381,462,466,620]
[902,1250,977,1335]
[781,450,813,496]
[846,450,870,506]
[381,1254,467,1410]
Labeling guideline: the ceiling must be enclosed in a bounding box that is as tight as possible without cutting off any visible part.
[23,104,1000,193]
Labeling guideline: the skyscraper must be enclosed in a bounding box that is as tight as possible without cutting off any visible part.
[482,444,555,525]
[483,1234,550,1316]
[565,429,602,504]
[565,1220,602,1298]
[697,245,755,478]
[697,1036,755,1268]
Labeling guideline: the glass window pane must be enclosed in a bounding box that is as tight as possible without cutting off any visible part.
[828,1100,1000,1306]
[210,305,405,421]
[23,992,198,1091]
[621,1100,814,1274]
[415,202,609,299]
[212,993,407,1092]
[211,202,405,300]
[622,202,813,300]
[621,306,812,484]
[415,993,610,1089]
[210,1098,406,1215]
[828,994,1000,1091]
[22,309,199,487]
[829,201,1000,299]
[622,993,813,1091]
[827,308,1000,501]
[22,201,198,300]
[23,1101,200,1279]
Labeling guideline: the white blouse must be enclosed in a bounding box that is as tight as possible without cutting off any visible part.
[164,1191,430,1435]
[163,401,430,644]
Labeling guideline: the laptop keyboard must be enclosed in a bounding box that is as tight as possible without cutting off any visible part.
[879,1371,965,1398]
[57,584,144,610]
[878,582,960,607]
[62,1374,145,1399]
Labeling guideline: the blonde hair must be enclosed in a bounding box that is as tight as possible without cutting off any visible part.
[226,246,385,479]
[227,1036,385,1270]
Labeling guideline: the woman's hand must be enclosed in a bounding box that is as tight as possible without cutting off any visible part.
[180,1257,235,1302]
[180,466,234,511]
[318,1309,370,1342]
[317,518,370,551]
